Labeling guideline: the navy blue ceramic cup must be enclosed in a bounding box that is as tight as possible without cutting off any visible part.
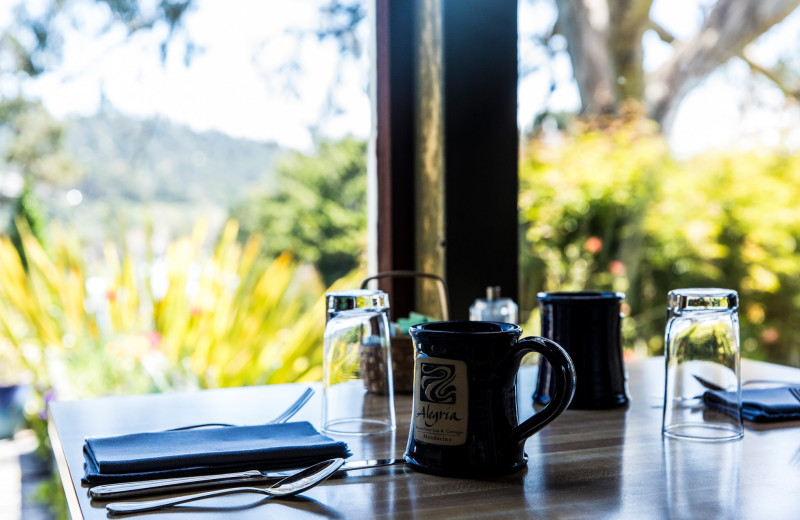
[404,321,576,477]
[534,291,629,409]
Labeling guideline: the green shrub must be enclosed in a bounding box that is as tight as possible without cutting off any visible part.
[520,111,800,367]
[0,220,363,426]
[232,137,367,285]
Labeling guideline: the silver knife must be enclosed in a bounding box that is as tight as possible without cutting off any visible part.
[89,458,403,500]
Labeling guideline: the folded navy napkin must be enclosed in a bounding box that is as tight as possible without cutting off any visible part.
[82,421,350,484]
[703,386,800,423]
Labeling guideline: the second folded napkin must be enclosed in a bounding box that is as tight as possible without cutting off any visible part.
[703,386,800,422]
[82,421,350,484]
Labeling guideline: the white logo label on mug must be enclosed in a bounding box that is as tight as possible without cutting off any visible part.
[412,357,468,446]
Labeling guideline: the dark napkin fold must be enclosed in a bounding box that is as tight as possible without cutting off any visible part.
[82,421,350,484]
[703,386,800,422]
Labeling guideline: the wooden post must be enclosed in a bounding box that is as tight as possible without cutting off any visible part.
[374,0,519,320]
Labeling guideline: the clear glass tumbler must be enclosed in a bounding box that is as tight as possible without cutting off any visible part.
[322,307,396,435]
[662,288,743,441]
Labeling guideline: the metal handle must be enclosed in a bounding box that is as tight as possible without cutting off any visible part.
[360,270,450,320]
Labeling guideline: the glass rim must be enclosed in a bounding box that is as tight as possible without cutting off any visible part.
[537,291,624,302]
[668,288,738,312]
[409,320,520,336]
[326,289,389,315]
[321,417,397,436]
[327,307,389,321]
[662,422,744,442]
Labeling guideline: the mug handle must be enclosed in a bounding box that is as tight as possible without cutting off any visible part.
[509,337,576,444]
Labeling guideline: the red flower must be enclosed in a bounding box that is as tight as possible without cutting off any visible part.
[584,236,603,254]
[609,260,626,275]
[761,328,779,344]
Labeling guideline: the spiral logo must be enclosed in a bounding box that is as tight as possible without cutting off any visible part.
[419,362,458,404]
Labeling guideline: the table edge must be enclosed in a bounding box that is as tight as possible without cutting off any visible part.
[48,407,84,520]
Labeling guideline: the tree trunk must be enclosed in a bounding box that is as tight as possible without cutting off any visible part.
[555,0,800,130]
[647,0,800,131]
[607,0,653,102]
[554,0,616,114]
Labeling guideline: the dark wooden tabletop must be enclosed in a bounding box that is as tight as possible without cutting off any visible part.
[49,357,800,519]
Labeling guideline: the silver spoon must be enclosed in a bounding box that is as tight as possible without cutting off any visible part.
[106,458,344,515]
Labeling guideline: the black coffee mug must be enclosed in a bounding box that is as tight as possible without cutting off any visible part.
[404,321,575,477]
[534,291,629,409]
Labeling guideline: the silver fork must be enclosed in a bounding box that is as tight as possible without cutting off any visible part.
[167,387,314,431]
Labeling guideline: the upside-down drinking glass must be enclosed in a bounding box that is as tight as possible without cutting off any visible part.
[322,304,395,436]
[662,288,743,441]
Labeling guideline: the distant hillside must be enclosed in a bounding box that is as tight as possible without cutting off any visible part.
[31,109,283,246]
[65,109,280,208]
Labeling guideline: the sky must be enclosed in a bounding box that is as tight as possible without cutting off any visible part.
[5,0,800,155]
[9,0,371,150]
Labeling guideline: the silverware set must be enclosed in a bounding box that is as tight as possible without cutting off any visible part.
[90,458,404,500]
[105,459,346,515]
[90,387,405,515]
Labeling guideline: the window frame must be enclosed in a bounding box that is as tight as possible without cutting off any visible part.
[374,0,519,319]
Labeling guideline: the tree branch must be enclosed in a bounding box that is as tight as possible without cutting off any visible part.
[648,20,676,45]
[739,54,800,100]
[647,0,800,130]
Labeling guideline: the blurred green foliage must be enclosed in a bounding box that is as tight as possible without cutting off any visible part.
[1,98,81,264]
[232,137,367,285]
[519,106,800,367]
[0,99,81,186]
[0,219,363,457]
[0,212,363,517]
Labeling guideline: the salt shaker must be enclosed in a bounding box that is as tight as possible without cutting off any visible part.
[469,286,518,324]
